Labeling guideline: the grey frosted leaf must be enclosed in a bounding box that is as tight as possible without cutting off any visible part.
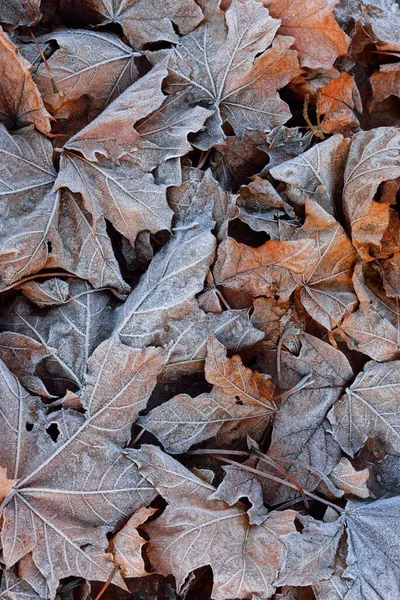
[35,30,139,137]
[0,0,41,26]
[0,125,57,289]
[115,228,216,347]
[276,516,343,587]
[76,0,204,48]
[0,279,116,394]
[328,359,400,457]
[263,333,353,504]
[270,135,350,216]
[0,337,164,595]
[342,497,400,600]
[210,458,268,525]
[156,0,300,148]
[0,568,42,600]
[328,458,370,499]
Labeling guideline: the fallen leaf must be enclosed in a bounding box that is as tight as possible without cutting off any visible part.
[0,0,41,26]
[342,127,400,260]
[317,72,362,135]
[0,30,51,134]
[263,0,349,69]
[328,359,400,456]
[111,507,157,578]
[328,458,370,498]
[156,0,300,149]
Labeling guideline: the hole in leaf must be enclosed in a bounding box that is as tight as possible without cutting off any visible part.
[235,396,243,406]
[47,240,53,253]
[46,423,60,442]
[228,219,270,247]
[26,422,34,431]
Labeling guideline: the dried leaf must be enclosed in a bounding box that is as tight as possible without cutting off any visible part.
[343,127,400,260]
[139,336,275,452]
[264,333,353,504]
[0,336,165,596]
[20,279,70,307]
[157,0,300,149]
[0,568,41,600]
[130,444,298,600]
[328,458,370,498]
[0,0,41,26]
[111,507,157,578]
[35,30,139,137]
[328,359,400,456]
[264,0,349,69]
[0,30,51,134]
[270,134,350,216]
[317,72,362,136]
[370,63,400,108]
[74,0,204,48]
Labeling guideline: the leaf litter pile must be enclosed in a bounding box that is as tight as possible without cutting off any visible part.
[0,0,400,599]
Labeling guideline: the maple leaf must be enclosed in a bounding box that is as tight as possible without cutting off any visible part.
[343,127,400,260]
[340,261,400,362]
[328,359,400,457]
[270,134,350,216]
[110,506,156,578]
[0,0,41,26]
[0,30,51,134]
[341,496,400,599]
[0,280,116,395]
[370,63,400,108]
[155,0,300,149]
[66,0,204,48]
[263,0,349,69]
[34,30,140,138]
[281,198,358,330]
[262,333,353,504]
[0,336,165,596]
[139,335,275,452]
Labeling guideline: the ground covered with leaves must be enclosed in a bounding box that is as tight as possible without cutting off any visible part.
[0,0,399,599]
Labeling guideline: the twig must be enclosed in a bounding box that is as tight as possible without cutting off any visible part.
[28,29,61,95]
[92,565,120,600]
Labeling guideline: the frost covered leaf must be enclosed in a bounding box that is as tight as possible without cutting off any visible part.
[264,0,349,69]
[0,125,57,289]
[0,30,51,134]
[263,333,353,504]
[343,127,400,260]
[214,236,314,298]
[74,0,204,48]
[158,0,300,149]
[35,31,139,137]
[111,507,156,578]
[270,134,350,215]
[130,444,297,600]
[284,199,358,330]
[342,496,400,599]
[0,280,116,394]
[328,359,400,456]
[0,0,41,26]
[328,458,370,498]
[370,63,400,108]
[19,279,70,307]
[340,261,400,361]
[0,337,165,596]
[139,336,275,452]
[0,568,41,600]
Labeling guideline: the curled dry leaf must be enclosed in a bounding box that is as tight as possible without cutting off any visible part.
[156,0,300,149]
[370,63,400,108]
[111,507,156,578]
[328,359,400,456]
[317,72,362,136]
[343,127,400,260]
[0,30,51,134]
